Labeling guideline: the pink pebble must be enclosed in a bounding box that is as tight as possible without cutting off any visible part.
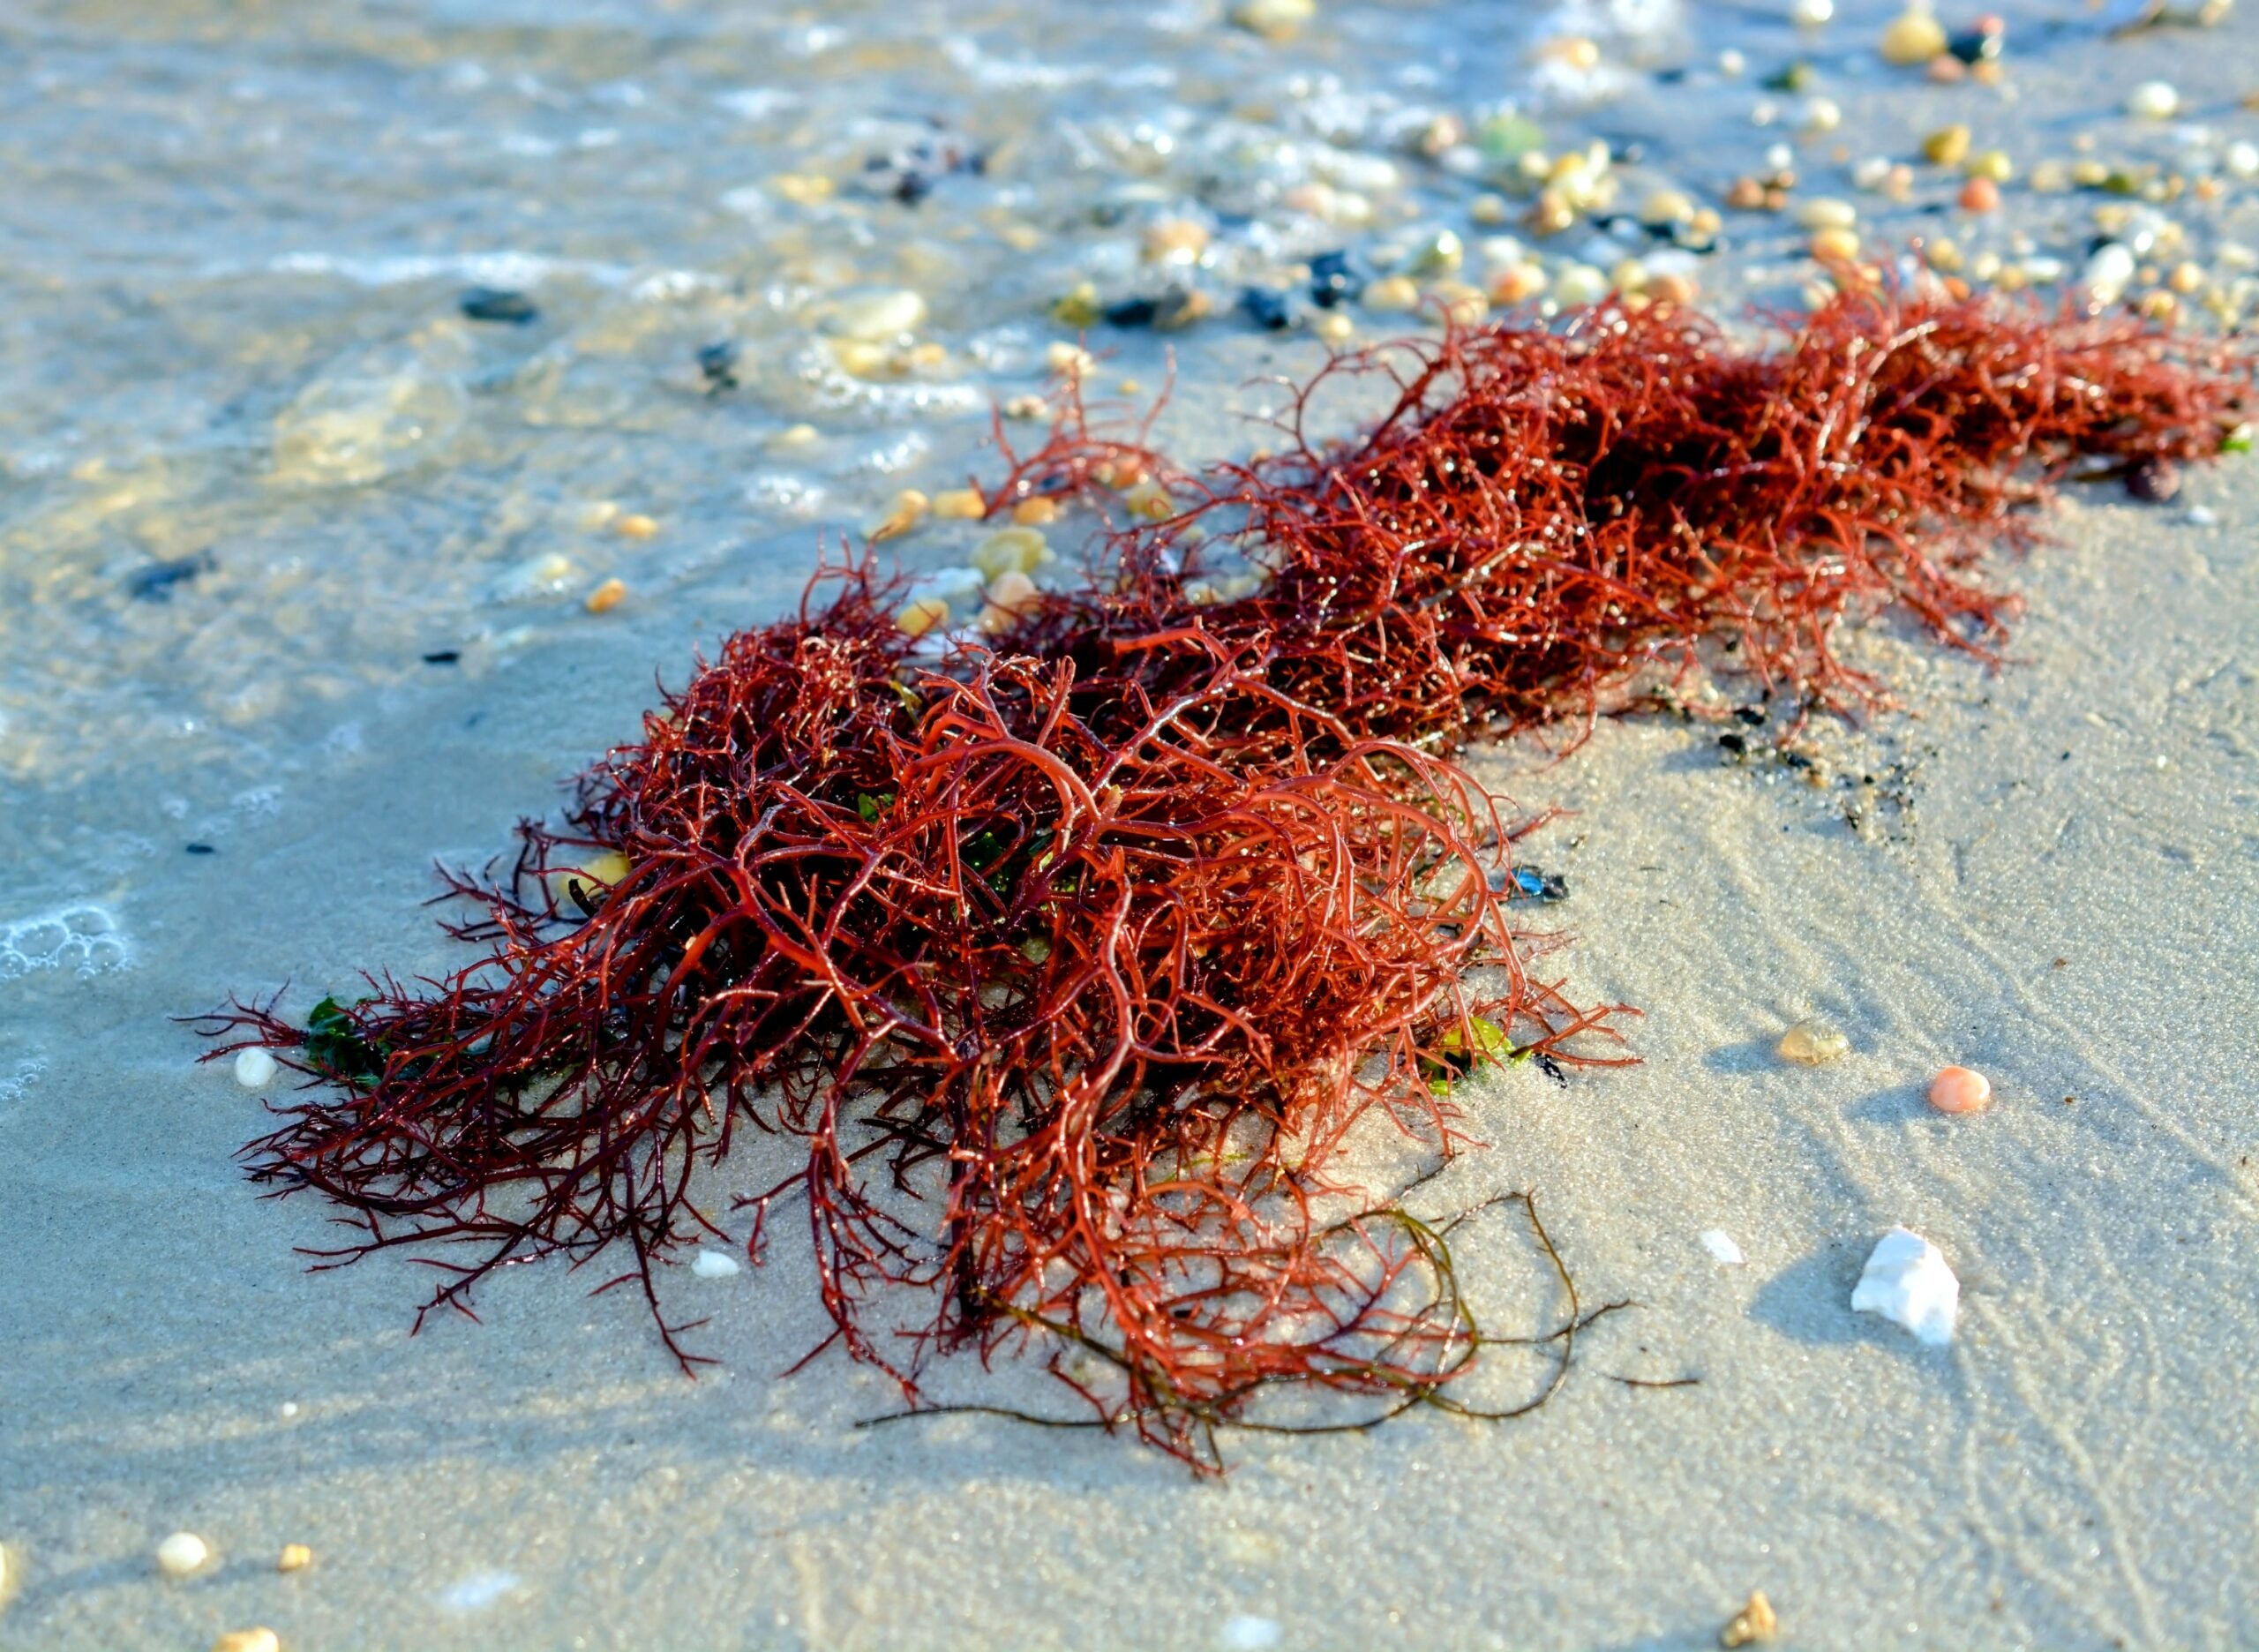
[1928,1065,1993,1115]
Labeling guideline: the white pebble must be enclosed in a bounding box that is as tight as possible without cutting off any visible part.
[1701,1228,1746,1266]
[2225,140,2259,180]
[439,1571,522,1614]
[2082,242,2136,303]
[1795,197,1857,230]
[156,1531,211,1578]
[2185,505,2219,526]
[1790,0,1834,24]
[1850,1227,1959,1346]
[690,1248,741,1279]
[822,289,927,343]
[2127,81,2180,121]
[1718,48,1747,76]
[1799,95,1842,133]
[1553,263,1609,305]
[1220,1617,1283,1650]
[232,1048,278,1088]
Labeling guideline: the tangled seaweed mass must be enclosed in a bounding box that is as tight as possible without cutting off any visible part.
[198,285,2247,1469]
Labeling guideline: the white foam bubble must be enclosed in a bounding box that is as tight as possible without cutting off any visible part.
[0,903,130,981]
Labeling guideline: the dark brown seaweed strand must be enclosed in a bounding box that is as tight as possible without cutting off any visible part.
[191,289,2244,1469]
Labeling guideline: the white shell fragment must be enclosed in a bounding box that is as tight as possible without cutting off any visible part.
[1701,1228,1746,1266]
[1850,1227,1959,1345]
[233,1048,279,1088]
[156,1531,211,1577]
[690,1248,742,1280]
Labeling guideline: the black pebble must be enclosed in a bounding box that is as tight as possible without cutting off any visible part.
[1734,705,1767,726]
[461,287,539,325]
[697,341,740,390]
[2126,458,2181,502]
[1718,732,1747,755]
[422,649,462,665]
[185,842,216,855]
[1240,287,1294,330]
[1309,249,1357,309]
[1947,26,2003,64]
[128,549,216,603]
[1103,296,1159,327]
[1535,1052,1569,1087]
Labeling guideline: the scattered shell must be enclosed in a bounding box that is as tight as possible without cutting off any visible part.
[278,1544,313,1573]
[584,577,627,614]
[1927,1064,1992,1114]
[233,1048,278,1088]
[1776,1017,1850,1065]
[212,1631,281,1652]
[1701,1229,1746,1265]
[1850,1227,1959,1344]
[1720,1589,1779,1647]
[690,1248,742,1279]
[1880,7,1947,64]
[156,1532,211,1578]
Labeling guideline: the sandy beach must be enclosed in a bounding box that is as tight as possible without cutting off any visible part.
[4,2,2258,1648]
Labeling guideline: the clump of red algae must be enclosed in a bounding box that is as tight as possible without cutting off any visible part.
[1003,284,2248,747]
[193,285,2244,1470]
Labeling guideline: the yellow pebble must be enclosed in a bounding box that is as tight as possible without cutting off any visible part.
[1045,341,1093,377]
[1964,149,2013,184]
[769,173,833,206]
[1010,496,1060,527]
[1430,280,1489,327]
[2168,261,2205,295]
[1362,274,1421,312]
[277,1543,313,1573]
[1487,261,1550,305]
[1141,218,1210,262]
[1648,271,1699,306]
[1470,192,1511,226]
[1879,8,1946,65]
[1720,1588,1779,1647]
[972,528,1051,581]
[1050,282,1101,327]
[2138,289,2178,320]
[1920,124,1970,167]
[870,488,929,543]
[584,577,627,614]
[213,1632,281,1652]
[1777,1018,1850,1066]
[769,424,819,448]
[896,597,950,638]
[1808,227,1861,262]
[1313,310,1355,343]
[614,513,658,540]
[932,487,987,521]
[579,499,620,529]
[1123,479,1175,522]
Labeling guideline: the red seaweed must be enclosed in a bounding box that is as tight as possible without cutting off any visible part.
[195,286,2246,1469]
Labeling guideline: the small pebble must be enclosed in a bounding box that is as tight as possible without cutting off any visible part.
[1470,191,1511,225]
[1927,1065,1992,1114]
[1964,149,2014,184]
[233,1047,278,1088]
[156,1532,211,1578]
[583,577,627,615]
[972,529,1050,581]
[2126,457,2182,500]
[1553,263,1609,305]
[769,424,819,448]
[1010,496,1060,527]
[1879,7,1947,64]
[1798,95,1842,133]
[896,596,950,638]
[2127,80,2180,120]
[1361,274,1421,312]
[932,487,986,520]
[459,287,537,325]
[614,514,658,540]
[690,1248,741,1279]
[823,289,927,343]
[1700,1228,1746,1265]
[1808,227,1862,262]
[1921,124,1971,167]
[1790,0,1833,25]
[1721,1588,1779,1647]
[278,1543,313,1573]
[1795,197,1857,230]
[1777,1017,1850,1065]
[1958,176,2000,214]
[871,488,929,542]
[1228,0,1315,40]
[212,1632,280,1652]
